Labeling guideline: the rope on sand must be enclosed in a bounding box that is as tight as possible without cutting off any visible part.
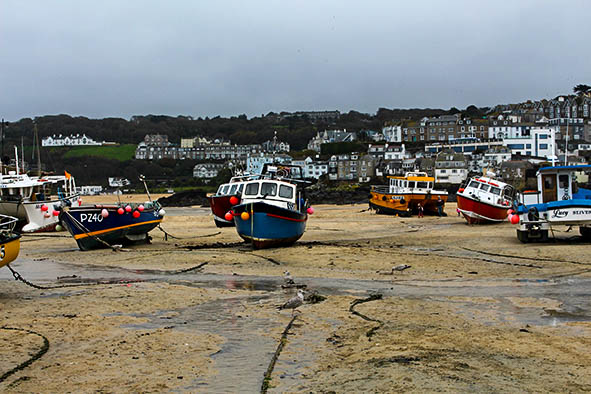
[0,327,50,384]
[261,315,298,393]
[349,294,384,340]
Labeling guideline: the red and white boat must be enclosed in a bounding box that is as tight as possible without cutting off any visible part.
[207,175,256,227]
[456,174,515,224]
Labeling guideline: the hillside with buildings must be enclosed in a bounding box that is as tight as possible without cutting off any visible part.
[3,87,590,192]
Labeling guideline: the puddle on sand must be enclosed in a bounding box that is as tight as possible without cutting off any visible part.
[121,294,288,392]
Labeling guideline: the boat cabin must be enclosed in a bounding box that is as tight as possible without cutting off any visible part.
[241,179,303,210]
[534,165,591,204]
[0,172,75,202]
[388,172,435,194]
[462,177,514,205]
[215,182,244,197]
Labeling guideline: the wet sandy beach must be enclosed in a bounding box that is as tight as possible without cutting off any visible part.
[1,196,591,392]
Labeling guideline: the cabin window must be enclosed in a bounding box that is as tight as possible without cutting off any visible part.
[237,184,244,194]
[261,182,277,197]
[559,175,569,189]
[490,187,501,195]
[279,185,294,199]
[244,182,259,196]
[479,184,490,192]
[221,185,230,195]
[229,184,238,194]
[416,181,428,188]
[408,181,415,188]
[468,180,479,188]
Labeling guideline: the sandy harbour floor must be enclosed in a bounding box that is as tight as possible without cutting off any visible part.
[1,196,591,393]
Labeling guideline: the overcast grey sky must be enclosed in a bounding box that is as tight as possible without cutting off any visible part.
[1,1,590,121]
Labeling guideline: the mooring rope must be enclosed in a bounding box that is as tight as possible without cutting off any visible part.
[0,327,50,384]
[261,315,298,393]
[349,294,384,340]
[6,264,144,290]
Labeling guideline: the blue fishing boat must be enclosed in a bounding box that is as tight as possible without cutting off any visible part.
[231,166,311,248]
[513,165,591,242]
[59,201,165,250]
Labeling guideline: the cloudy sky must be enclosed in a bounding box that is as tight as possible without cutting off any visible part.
[1,1,590,121]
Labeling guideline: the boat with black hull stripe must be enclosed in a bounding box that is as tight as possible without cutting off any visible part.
[59,202,164,251]
[230,165,312,249]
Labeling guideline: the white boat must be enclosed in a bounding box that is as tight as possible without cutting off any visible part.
[514,165,591,242]
[0,171,80,232]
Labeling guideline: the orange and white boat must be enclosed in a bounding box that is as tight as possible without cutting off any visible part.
[370,172,448,216]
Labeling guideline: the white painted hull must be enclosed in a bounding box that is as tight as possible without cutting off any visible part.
[0,194,81,232]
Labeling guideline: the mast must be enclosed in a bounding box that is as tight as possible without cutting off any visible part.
[20,136,24,173]
[14,146,19,175]
[34,122,41,176]
[564,118,569,166]
[1,118,4,160]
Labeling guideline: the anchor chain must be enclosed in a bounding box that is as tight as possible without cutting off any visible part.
[6,264,144,290]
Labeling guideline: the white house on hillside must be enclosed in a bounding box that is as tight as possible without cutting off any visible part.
[42,134,102,147]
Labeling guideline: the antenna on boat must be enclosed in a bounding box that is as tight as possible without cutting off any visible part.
[272,130,277,164]
[139,174,152,202]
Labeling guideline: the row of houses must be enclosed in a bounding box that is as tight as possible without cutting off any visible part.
[135,134,290,161]
[42,134,105,147]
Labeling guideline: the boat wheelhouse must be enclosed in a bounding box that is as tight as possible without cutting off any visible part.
[231,172,309,248]
[370,172,447,216]
[456,175,515,224]
[207,175,255,227]
[514,165,591,242]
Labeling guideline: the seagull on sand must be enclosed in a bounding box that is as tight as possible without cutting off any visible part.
[283,270,295,285]
[278,289,305,315]
[392,264,411,273]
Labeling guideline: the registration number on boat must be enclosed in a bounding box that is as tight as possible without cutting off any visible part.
[80,213,104,223]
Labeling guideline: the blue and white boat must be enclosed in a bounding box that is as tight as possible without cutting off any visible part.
[231,166,310,248]
[514,165,591,242]
[59,201,165,251]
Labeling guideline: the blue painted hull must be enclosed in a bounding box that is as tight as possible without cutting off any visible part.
[59,204,163,250]
[232,202,307,249]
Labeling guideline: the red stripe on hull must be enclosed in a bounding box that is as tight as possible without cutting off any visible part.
[457,194,508,224]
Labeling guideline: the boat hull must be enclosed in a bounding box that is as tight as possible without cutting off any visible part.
[207,195,238,227]
[232,202,307,249]
[0,194,81,233]
[59,204,163,251]
[406,193,448,214]
[368,192,410,216]
[0,233,21,268]
[457,194,509,224]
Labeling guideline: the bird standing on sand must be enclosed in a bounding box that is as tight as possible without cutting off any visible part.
[284,270,295,285]
[392,264,411,273]
[279,289,305,315]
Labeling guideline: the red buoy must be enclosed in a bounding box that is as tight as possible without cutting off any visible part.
[225,211,233,221]
[229,196,239,205]
[117,207,125,215]
[510,214,519,224]
[125,205,132,212]
[132,210,140,218]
